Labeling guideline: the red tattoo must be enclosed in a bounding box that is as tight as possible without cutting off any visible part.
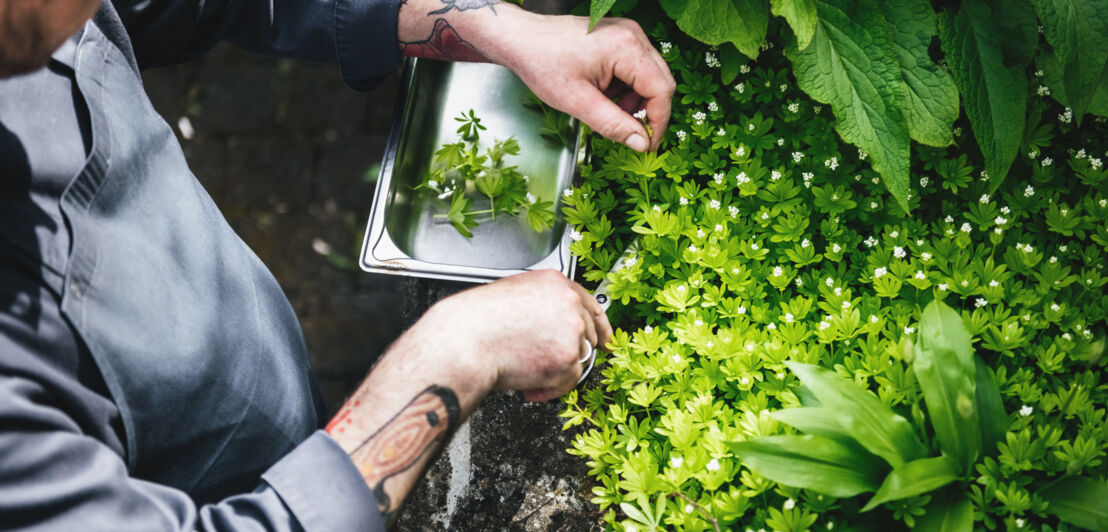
[399,18,487,62]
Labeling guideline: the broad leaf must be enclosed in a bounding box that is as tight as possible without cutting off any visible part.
[1031,0,1108,121]
[878,0,959,147]
[938,0,1034,185]
[915,494,973,532]
[786,0,911,211]
[786,362,928,467]
[719,44,745,85]
[861,455,961,511]
[770,407,849,440]
[771,0,818,50]
[659,0,769,59]
[973,356,1006,457]
[588,0,619,31]
[915,300,980,474]
[728,434,885,497]
[1041,476,1108,531]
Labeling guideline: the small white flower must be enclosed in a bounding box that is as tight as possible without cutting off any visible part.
[1037,85,1050,96]
[841,300,851,309]
[679,196,690,206]
[740,64,751,74]
[740,376,750,385]
[569,229,583,241]
[644,325,653,333]
[713,172,725,185]
[697,228,706,238]
[771,170,782,181]
[795,278,804,287]
[684,504,695,514]
[961,280,969,287]
[1063,332,1072,340]
[784,498,796,511]
[706,458,721,471]
[864,236,878,248]
[748,123,756,131]
[526,192,536,204]
[626,256,637,267]
[833,287,842,296]
[995,216,1008,225]
[944,215,954,224]
[920,176,930,187]
[980,194,991,204]
[960,223,973,233]
[652,205,661,212]
[735,82,746,94]
[709,199,721,209]
[825,157,839,170]
[989,279,1000,288]
[704,51,721,68]
[707,101,720,112]
[659,42,672,54]
[787,102,800,113]
[980,170,990,181]
[1092,158,1104,170]
[792,151,805,163]
[831,243,842,253]
[1024,185,1035,197]
[767,322,777,330]
[825,277,834,287]
[1077,148,1087,159]
[994,227,1003,235]
[676,130,687,141]
[975,297,988,308]
[801,238,811,248]
[904,326,915,335]
[915,270,926,280]
[1019,405,1033,417]
[893,246,906,259]
[632,109,647,120]
[777,138,785,146]
[751,242,760,250]
[858,148,868,160]
[1100,199,1108,208]
[1060,107,1073,123]
[688,244,698,252]
[735,146,747,157]
[736,172,750,185]
[874,267,888,278]
[1042,157,1053,167]
[772,266,784,277]
[784,313,795,323]
[802,172,814,182]
[1050,303,1061,311]
[1060,244,1069,252]
[813,105,822,114]
[671,354,682,364]
[870,201,879,209]
[562,188,574,198]
[938,283,948,291]
[921,252,932,261]
[737,305,747,315]
[1049,256,1058,263]
[1016,518,1026,528]
[760,212,770,220]
[779,83,788,93]
[676,285,687,292]
[870,315,880,324]
[818,321,831,330]
[729,205,739,217]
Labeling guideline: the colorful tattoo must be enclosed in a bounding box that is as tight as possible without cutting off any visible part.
[345,386,461,517]
[399,18,487,62]
[428,0,499,15]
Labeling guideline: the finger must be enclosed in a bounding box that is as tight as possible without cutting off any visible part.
[610,31,674,151]
[578,306,598,352]
[523,360,582,401]
[569,282,613,350]
[615,91,644,115]
[570,82,651,152]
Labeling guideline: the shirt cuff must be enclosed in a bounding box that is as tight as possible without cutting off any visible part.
[262,430,385,532]
[334,0,401,91]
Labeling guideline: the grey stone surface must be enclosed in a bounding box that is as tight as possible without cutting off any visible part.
[141,43,593,530]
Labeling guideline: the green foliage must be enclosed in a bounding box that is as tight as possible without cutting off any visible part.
[1040,476,1108,530]
[1032,0,1108,122]
[559,24,1107,531]
[659,0,769,59]
[419,110,554,237]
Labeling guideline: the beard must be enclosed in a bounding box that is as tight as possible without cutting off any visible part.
[0,0,100,78]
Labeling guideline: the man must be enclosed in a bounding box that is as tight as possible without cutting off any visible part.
[0,0,673,529]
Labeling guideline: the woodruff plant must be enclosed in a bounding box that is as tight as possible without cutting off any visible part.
[559,21,1107,532]
[587,0,1108,214]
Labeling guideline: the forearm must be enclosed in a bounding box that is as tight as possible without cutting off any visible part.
[397,0,534,65]
[324,303,493,524]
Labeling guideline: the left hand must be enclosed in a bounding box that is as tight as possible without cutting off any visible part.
[489,12,675,152]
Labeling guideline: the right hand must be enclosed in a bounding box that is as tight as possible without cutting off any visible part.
[422,269,612,402]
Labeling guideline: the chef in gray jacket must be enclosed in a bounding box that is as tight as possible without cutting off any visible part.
[0,0,673,529]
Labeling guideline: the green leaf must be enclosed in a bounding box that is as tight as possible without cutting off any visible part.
[770,407,849,440]
[786,0,911,211]
[915,494,973,532]
[877,0,959,147]
[1031,0,1108,121]
[861,455,961,511]
[589,0,619,31]
[915,300,980,474]
[659,0,769,59]
[728,434,885,497]
[771,0,818,50]
[525,200,555,233]
[938,0,1033,184]
[786,362,928,467]
[973,356,1006,457]
[1041,476,1108,531]
[719,44,745,85]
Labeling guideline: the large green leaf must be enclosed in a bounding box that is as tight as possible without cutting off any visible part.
[1032,0,1108,121]
[770,407,849,440]
[728,434,885,497]
[938,0,1034,185]
[771,0,819,50]
[1041,476,1108,531]
[877,0,959,147]
[659,0,769,59]
[786,0,910,211]
[786,362,928,467]
[915,300,980,474]
[861,456,961,512]
[915,494,973,532]
[588,0,619,31]
[973,356,1006,457]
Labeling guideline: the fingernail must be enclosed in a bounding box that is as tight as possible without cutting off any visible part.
[627,133,647,152]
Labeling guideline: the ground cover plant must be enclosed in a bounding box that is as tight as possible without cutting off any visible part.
[558,13,1108,531]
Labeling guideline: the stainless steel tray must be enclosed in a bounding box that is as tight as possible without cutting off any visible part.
[360,59,581,283]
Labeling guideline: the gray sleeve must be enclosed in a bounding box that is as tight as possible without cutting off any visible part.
[0,370,385,532]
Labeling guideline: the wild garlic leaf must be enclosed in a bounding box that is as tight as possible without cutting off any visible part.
[727,434,885,497]
[770,0,818,50]
[786,0,911,211]
[914,494,973,532]
[973,356,1006,457]
[915,299,981,474]
[1040,476,1108,531]
[786,362,928,467]
[938,0,1034,185]
[588,0,618,32]
[877,0,960,147]
[659,0,769,59]
[861,455,961,512]
[1031,0,1108,121]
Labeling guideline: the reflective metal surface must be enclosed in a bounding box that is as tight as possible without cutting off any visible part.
[361,59,581,283]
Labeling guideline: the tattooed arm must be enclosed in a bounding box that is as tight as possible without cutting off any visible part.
[325,270,611,524]
[395,0,676,152]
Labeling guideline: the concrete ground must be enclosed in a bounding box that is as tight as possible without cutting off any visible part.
[142,44,597,530]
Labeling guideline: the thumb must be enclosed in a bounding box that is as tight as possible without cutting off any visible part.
[570,85,650,152]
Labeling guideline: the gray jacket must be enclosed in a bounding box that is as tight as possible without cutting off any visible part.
[0,0,398,529]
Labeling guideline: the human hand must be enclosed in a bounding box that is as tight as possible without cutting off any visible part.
[489,13,675,153]
[423,269,612,401]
